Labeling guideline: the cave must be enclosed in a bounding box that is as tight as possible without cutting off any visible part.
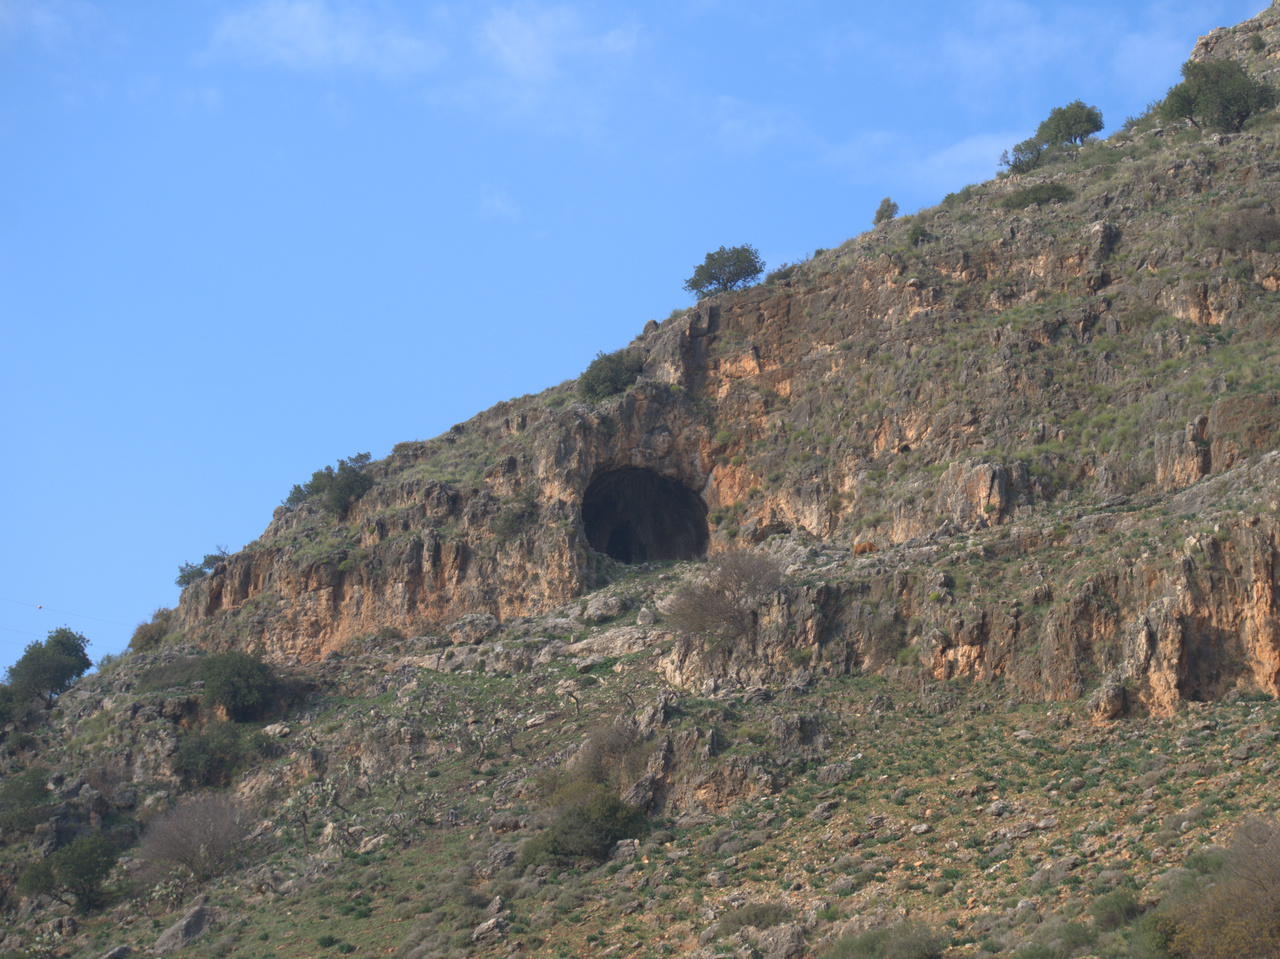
[581,468,709,564]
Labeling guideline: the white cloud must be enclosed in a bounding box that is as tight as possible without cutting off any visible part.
[478,4,638,84]
[479,186,521,220]
[714,97,803,154]
[208,0,441,76]
[0,0,99,49]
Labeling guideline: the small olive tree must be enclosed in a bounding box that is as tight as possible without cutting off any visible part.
[6,628,92,707]
[1162,58,1277,131]
[199,652,277,721]
[578,347,644,402]
[1035,99,1103,145]
[18,832,118,913]
[874,197,899,225]
[683,245,765,298]
[665,549,783,659]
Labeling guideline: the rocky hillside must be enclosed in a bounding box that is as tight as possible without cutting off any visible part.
[6,7,1280,959]
[175,8,1280,720]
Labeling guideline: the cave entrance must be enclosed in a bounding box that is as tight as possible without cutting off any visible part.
[582,468,709,564]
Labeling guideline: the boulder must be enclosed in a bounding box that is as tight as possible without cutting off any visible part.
[154,904,212,955]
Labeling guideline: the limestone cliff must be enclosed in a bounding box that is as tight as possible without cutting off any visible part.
[177,7,1280,713]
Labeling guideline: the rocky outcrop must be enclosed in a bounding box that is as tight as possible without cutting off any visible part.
[174,90,1280,715]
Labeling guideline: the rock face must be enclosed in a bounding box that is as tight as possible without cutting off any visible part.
[153,903,212,955]
[175,91,1280,712]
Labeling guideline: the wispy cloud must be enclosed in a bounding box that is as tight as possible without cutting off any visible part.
[478,4,638,85]
[208,0,442,76]
[714,97,803,154]
[424,4,641,137]
[0,0,99,49]
[479,186,521,220]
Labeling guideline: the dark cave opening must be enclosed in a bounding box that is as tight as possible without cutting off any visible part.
[582,468,709,564]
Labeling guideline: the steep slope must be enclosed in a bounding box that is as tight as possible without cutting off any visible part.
[7,11,1280,959]
[171,4,1280,719]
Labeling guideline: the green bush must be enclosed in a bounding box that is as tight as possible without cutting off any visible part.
[1199,209,1280,252]
[874,197,899,225]
[825,922,944,959]
[765,262,800,285]
[1091,888,1140,931]
[18,832,118,913]
[200,651,277,721]
[1000,136,1046,174]
[175,548,230,587]
[578,347,644,402]
[285,452,374,519]
[683,244,765,298]
[172,722,248,786]
[1000,183,1075,209]
[522,782,644,865]
[0,765,54,833]
[136,654,204,693]
[1036,99,1103,145]
[129,607,180,651]
[6,627,92,707]
[717,902,792,938]
[1161,58,1277,132]
[492,490,541,540]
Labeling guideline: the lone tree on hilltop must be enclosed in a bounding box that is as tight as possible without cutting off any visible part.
[874,197,899,225]
[6,627,92,707]
[1002,99,1103,174]
[1036,99,1104,145]
[1161,58,1277,132]
[683,245,764,298]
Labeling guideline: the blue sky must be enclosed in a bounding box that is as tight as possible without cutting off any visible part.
[0,0,1266,673]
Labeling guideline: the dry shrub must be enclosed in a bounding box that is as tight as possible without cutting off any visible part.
[572,724,650,791]
[136,793,254,883]
[1200,209,1280,253]
[129,607,180,653]
[664,549,783,656]
[1167,817,1280,959]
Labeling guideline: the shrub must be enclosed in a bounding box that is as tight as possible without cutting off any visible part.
[874,197,899,225]
[1091,888,1140,931]
[717,902,792,937]
[172,722,248,787]
[1000,183,1074,209]
[1000,136,1046,174]
[1199,209,1280,252]
[137,793,254,882]
[684,245,765,298]
[175,548,230,588]
[765,262,800,285]
[578,348,645,402]
[1161,58,1277,132]
[665,549,783,658]
[129,607,180,652]
[1166,817,1280,958]
[0,765,54,834]
[136,654,204,692]
[570,725,650,791]
[285,452,374,519]
[549,783,643,859]
[199,651,277,721]
[18,831,118,913]
[522,782,645,865]
[1035,99,1103,145]
[6,627,92,707]
[825,922,944,959]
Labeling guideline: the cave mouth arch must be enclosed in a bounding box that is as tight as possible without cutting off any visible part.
[582,468,709,564]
